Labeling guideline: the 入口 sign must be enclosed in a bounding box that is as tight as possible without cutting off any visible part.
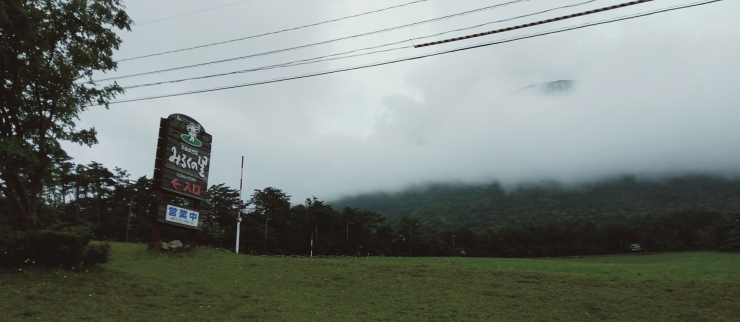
[160,114,212,201]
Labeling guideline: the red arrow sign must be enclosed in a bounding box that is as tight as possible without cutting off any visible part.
[171,178,182,190]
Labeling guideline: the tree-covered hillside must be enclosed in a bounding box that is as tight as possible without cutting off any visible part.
[3,158,739,259]
[331,175,740,229]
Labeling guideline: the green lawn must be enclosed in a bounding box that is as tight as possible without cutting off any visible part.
[1,243,739,321]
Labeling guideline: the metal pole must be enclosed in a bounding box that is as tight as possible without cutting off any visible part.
[236,156,244,254]
[264,216,269,253]
[125,199,133,243]
[409,228,412,257]
[236,218,241,253]
[310,233,313,257]
[452,234,456,256]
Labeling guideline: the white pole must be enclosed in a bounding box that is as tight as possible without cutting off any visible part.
[236,156,244,254]
[310,233,313,258]
[236,219,241,253]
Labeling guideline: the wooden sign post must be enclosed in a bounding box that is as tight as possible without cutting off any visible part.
[148,114,213,250]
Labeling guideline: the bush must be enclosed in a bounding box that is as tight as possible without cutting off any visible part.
[0,225,110,268]
[80,243,111,265]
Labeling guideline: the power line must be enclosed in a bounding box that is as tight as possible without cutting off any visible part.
[416,0,654,48]
[115,0,532,65]
[109,0,720,103]
[407,0,600,48]
[120,0,433,61]
[122,45,412,90]
[135,0,256,26]
[105,0,722,105]
[97,0,531,82]
[120,0,601,90]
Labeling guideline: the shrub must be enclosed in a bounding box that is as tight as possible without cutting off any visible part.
[80,243,111,266]
[0,225,110,268]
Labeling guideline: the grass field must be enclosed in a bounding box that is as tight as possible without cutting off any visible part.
[1,243,739,321]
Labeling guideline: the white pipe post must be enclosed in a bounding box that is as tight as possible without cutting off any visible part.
[236,218,241,253]
[236,156,244,254]
[310,233,313,258]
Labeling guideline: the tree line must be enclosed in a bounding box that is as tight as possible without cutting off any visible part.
[332,175,740,230]
[2,159,738,257]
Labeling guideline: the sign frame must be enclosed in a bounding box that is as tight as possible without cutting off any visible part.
[148,114,213,249]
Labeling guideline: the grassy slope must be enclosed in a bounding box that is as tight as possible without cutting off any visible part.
[1,243,739,321]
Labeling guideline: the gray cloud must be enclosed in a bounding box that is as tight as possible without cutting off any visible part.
[64,0,740,202]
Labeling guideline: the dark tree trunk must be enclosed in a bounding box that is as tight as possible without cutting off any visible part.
[2,173,38,230]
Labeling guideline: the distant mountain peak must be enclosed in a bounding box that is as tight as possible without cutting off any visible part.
[518,80,578,96]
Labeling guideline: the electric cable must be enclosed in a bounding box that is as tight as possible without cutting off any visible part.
[120,0,433,61]
[119,0,601,90]
[135,0,256,26]
[96,0,531,82]
[122,45,412,89]
[416,0,654,47]
[103,0,723,105]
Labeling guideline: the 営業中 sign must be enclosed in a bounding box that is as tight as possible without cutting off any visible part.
[164,204,200,229]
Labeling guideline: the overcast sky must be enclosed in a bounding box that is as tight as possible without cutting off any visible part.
[63,0,740,202]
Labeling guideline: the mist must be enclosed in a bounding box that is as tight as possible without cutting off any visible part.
[61,0,740,202]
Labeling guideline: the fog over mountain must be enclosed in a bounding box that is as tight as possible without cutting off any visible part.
[61,0,740,202]
[330,173,740,228]
[518,80,578,96]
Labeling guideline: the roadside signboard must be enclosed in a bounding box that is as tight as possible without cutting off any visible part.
[160,114,212,201]
[149,114,212,245]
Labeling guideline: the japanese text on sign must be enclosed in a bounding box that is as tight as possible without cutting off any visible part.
[168,146,209,178]
[170,178,202,196]
[165,204,199,228]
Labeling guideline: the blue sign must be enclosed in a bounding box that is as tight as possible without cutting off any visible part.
[165,204,199,228]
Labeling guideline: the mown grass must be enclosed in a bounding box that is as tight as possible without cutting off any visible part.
[1,243,739,321]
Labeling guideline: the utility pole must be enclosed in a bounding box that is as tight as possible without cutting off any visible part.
[263,215,270,253]
[452,234,456,256]
[409,228,413,257]
[125,199,133,243]
[236,216,241,253]
[236,156,244,254]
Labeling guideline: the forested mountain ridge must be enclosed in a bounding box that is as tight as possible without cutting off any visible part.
[2,158,739,258]
[331,175,740,230]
